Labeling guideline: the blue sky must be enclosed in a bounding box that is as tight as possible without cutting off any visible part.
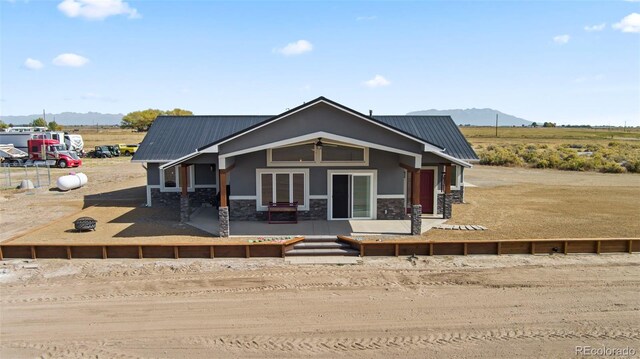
[1,0,638,126]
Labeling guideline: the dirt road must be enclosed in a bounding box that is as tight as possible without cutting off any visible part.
[1,255,638,358]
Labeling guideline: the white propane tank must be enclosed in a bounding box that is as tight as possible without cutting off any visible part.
[57,172,88,191]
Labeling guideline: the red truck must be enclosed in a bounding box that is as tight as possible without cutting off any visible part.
[28,139,82,168]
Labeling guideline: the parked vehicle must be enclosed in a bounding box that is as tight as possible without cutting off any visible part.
[27,139,82,168]
[0,132,35,152]
[64,134,85,156]
[4,126,47,133]
[106,145,120,157]
[117,143,139,156]
[0,144,29,164]
[88,146,112,158]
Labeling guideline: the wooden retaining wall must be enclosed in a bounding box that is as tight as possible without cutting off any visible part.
[337,237,639,257]
[0,237,637,260]
[0,237,305,260]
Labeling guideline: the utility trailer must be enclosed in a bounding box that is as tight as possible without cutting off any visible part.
[0,144,29,164]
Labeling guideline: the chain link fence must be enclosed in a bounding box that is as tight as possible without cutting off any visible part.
[1,163,52,189]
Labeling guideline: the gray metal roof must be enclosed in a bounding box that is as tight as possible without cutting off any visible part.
[133,115,270,161]
[134,111,477,162]
[374,116,478,160]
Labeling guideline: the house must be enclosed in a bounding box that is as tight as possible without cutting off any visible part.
[132,97,478,237]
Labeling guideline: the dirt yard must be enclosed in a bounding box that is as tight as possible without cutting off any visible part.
[1,255,639,358]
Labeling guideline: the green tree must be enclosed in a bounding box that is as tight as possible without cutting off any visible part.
[31,117,47,127]
[121,108,193,131]
[531,122,538,128]
[48,121,62,131]
[165,108,193,116]
[121,109,164,131]
[0,120,8,130]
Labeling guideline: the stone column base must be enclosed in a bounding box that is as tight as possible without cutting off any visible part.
[219,206,230,237]
[180,195,190,223]
[411,204,422,235]
[443,194,453,219]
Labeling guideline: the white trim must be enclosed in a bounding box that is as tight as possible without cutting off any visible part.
[159,151,202,170]
[266,139,370,167]
[159,165,195,192]
[420,166,439,215]
[327,169,377,220]
[229,195,257,200]
[255,168,310,211]
[211,99,442,152]
[377,194,405,199]
[428,151,472,168]
[220,131,421,166]
[309,195,328,199]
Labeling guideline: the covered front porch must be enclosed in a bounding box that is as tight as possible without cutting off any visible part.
[187,207,446,237]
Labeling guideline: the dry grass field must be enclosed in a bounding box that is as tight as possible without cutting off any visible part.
[460,126,640,146]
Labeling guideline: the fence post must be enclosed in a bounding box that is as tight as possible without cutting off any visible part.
[35,164,41,188]
[46,162,51,186]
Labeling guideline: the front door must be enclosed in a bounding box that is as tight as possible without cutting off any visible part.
[332,175,349,219]
[419,169,434,214]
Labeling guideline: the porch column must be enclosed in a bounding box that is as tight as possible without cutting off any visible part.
[443,165,453,219]
[218,170,229,237]
[179,164,190,223]
[411,169,422,235]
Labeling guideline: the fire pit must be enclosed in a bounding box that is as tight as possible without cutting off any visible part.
[73,217,97,231]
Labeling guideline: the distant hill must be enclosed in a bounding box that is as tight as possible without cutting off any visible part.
[407,108,531,127]
[0,112,123,126]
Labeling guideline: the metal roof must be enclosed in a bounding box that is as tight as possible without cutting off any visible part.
[374,116,478,160]
[133,108,477,162]
[132,115,270,162]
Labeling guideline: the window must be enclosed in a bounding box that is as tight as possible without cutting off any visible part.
[267,141,368,166]
[160,165,194,192]
[449,166,458,187]
[271,143,315,162]
[257,169,309,210]
[321,144,365,162]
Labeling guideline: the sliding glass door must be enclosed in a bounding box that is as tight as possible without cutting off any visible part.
[330,172,374,219]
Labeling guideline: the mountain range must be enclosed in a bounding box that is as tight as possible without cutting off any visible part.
[0,112,124,126]
[1,108,531,127]
[407,108,531,126]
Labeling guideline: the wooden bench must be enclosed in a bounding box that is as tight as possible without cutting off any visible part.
[268,201,299,224]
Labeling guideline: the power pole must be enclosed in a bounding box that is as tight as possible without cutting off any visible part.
[495,114,498,137]
[43,109,46,122]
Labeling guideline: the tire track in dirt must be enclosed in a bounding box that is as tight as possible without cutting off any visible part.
[3,341,146,359]
[1,277,481,305]
[179,327,640,354]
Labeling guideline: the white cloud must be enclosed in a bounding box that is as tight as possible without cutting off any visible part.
[24,58,43,70]
[53,53,90,67]
[356,15,377,21]
[613,13,640,33]
[553,34,571,44]
[363,75,390,88]
[584,23,606,32]
[274,40,313,56]
[57,0,140,20]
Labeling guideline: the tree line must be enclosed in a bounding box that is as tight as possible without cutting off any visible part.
[120,108,193,131]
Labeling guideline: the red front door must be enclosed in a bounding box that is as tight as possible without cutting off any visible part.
[419,169,434,214]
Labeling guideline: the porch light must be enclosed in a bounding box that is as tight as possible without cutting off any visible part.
[315,138,323,147]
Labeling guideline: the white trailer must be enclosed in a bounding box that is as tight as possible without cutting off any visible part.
[64,134,85,154]
[0,132,36,152]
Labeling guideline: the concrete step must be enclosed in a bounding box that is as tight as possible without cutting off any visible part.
[293,242,352,250]
[303,236,343,242]
[285,248,360,256]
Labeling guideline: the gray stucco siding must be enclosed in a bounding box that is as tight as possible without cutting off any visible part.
[147,163,160,185]
[194,164,216,185]
[219,102,424,156]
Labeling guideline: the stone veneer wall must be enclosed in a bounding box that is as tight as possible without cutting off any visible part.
[150,188,216,208]
[229,199,328,221]
[376,199,405,220]
[436,188,464,214]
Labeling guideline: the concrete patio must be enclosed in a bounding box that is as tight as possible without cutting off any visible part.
[187,207,446,237]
